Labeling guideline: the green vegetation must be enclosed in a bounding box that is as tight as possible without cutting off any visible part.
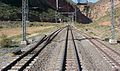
[96,6,120,25]
[75,6,120,40]
[0,2,20,20]
[0,0,68,22]
[0,21,21,28]
[0,22,65,47]
[0,1,55,21]
[97,15,110,23]
[0,34,12,48]
[114,7,120,19]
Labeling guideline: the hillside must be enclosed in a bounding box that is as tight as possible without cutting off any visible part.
[0,0,58,21]
[91,0,120,20]
[77,0,120,40]
[0,0,76,22]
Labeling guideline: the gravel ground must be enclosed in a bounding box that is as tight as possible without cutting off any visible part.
[65,29,79,71]
[38,28,67,71]
[0,28,57,69]
[0,47,22,69]
[26,27,117,71]
[24,28,67,71]
[1,26,119,71]
[0,42,40,70]
[73,29,113,71]
[92,39,120,65]
[0,35,46,69]
[98,40,120,55]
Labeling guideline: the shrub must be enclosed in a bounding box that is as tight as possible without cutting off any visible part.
[103,38,109,41]
[0,34,12,48]
[0,26,3,29]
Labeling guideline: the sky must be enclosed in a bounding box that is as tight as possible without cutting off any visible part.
[72,0,98,3]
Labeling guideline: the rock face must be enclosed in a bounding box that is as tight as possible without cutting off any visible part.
[47,0,92,24]
[47,0,74,12]
[91,0,120,20]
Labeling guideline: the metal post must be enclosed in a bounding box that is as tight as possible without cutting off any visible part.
[74,6,79,23]
[26,0,29,39]
[55,0,58,23]
[109,0,117,44]
[56,0,58,10]
[72,13,74,26]
[21,0,28,45]
[110,0,115,39]
[26,0,28,22]
[75,7,77,23]
[22,0,26,41]
[72,13,74,22]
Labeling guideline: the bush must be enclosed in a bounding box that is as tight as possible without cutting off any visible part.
[0,34,12,48]
[103,38,109,41]
[0,25,3,29]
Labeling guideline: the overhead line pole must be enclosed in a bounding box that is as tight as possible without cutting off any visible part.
[110,0,115,39]
[55,0,58,23]
[26,0,29,22]
[22,0,26,41]
[21,0,28,45]
[109,0,117,44]
[74,6,77,23]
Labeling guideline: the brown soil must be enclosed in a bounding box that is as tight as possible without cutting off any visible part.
[0,26,54,37]
[99,21,111,26]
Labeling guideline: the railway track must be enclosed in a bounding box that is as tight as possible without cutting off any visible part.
[4,25,120,71]
[61,25,82,71]
[74,27,120,71]
[1,27,64,71]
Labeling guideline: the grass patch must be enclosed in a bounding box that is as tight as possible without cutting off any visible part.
[0,34,12,48]
[0,22,65,45]
[75,21,111,40]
